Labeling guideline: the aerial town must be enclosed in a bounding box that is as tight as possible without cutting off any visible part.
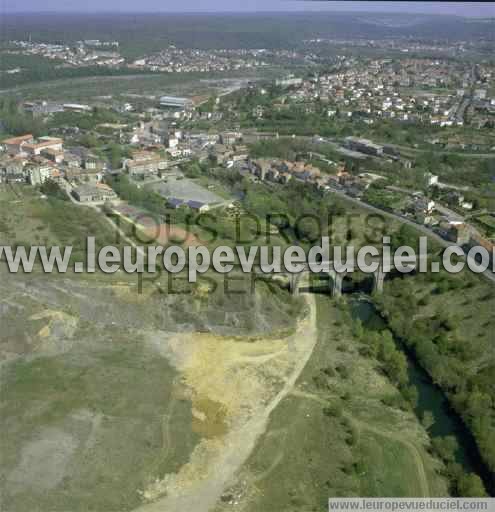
[4,40,304,74]
[1,7,494,512]
[6,39,124,68]
[1,51,494,256]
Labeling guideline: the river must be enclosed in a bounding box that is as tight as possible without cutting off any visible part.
[349,296,494,495]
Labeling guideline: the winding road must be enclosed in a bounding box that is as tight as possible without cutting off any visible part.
[327,188,495,286]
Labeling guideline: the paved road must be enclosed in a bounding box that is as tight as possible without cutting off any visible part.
[374,141,495,160]
[245,131,494,160]
[327,188,495,285]
[434,203,464,222]
[60,177,495,285]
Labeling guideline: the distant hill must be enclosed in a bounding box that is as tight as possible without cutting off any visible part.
[1,12,493,58]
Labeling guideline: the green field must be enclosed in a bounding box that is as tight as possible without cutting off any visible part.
[0,184,126,263]
[1,328,198,512]
[214,296,448,511]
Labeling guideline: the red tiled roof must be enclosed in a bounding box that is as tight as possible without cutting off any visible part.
[24,139,63,150]
[2,134,33,145]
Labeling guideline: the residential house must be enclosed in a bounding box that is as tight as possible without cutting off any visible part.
[0,155,28,182]
[72,183,117,202]
[41,148,64,164]
[64,152,83,168]
[65,166,103,184]
[23,137,63,156]
[25,157,55,186]
[220,131,242,146]
[83,154,104,171]
[426,173,439,187]
[2,134,34,155]
[124,150,167,179]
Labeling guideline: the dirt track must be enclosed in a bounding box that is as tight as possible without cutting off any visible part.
[290,389,430,498]
[135,295,317,512]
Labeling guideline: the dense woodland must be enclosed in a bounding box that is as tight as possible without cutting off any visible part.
[375,271,495,494]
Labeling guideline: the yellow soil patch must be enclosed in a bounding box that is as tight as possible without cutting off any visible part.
[191,398,228,438]
[137,297,317,510]
[165,333,290,428]
[38,325,51,338]
[141,437,225,502]
[29,309,78,350]
[140,325,308,504]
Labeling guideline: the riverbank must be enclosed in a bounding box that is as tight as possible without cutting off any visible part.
[212,295,448,511]
[356,282,494,496]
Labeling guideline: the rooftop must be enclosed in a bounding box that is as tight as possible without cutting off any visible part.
[2,134,34,145]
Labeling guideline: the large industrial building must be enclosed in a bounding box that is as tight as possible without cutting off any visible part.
[159,96,193,110]
[344,136,384,157]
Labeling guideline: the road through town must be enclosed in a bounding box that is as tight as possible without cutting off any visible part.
[328,188,495,285]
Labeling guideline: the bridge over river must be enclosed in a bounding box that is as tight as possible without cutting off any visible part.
[254,253,426,297]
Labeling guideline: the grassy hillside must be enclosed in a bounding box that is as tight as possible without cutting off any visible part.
[213,296,448,511]
[375,269,495,488]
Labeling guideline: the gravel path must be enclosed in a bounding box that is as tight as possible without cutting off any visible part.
[134,295,317,512]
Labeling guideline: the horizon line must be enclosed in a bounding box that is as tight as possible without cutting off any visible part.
[1,9,492,18]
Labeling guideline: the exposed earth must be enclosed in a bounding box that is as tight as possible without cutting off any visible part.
[0,265,314,512]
